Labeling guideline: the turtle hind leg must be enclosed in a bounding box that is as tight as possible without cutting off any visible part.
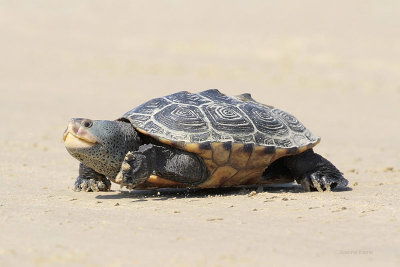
[74,163,111,192]
[282,149,348,192]
[262,157,296,184]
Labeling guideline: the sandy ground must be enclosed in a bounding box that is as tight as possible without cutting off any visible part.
[1,1,400,266]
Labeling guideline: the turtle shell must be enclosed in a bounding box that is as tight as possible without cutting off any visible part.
[120,89,320,188]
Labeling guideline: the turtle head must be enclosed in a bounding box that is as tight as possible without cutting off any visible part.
[63,118,141,177]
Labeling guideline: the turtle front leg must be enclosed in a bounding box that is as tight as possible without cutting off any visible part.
[283,149,348,192]
[115,143,208,189]
[74,163,111,192]
[115,150,153,189]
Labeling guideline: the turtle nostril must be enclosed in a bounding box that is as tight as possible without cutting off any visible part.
[82,119,93,128]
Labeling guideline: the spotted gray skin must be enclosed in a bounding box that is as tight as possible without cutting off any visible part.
[64,119,141,191]
[64,119,208,192]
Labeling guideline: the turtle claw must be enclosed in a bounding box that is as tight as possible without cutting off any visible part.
[74,163,111,192]
[115,152,135,186]
[73,176,111,192]
[299,178,313,192]
[115,151,150,189]
[298,172,348,192]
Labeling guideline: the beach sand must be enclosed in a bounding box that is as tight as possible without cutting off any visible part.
[1,1,399,266]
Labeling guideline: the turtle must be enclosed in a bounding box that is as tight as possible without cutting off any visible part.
[63,89,348,193]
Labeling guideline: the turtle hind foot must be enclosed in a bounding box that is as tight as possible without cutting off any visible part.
[283,149,349,192]
[74,163,111,192]
[297,171,348,192]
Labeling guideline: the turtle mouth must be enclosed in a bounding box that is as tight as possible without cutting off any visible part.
[63,119,99,148]
[63,132,97,148]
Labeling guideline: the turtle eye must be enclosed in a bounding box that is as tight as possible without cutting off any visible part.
[82,120,93,128]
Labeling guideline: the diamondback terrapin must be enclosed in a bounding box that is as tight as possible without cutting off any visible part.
[63,89,348,192]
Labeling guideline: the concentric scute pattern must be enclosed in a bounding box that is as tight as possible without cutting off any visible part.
[203,104,254,134]
[272,109,305,133]
[242,104,288,136]
[154,104,208,133]
[122,89,319,149]
[131,97,170,115]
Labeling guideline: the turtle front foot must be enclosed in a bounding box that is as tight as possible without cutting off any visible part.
[297,171,348,192]
[73,163,111,192]
[115,151,152,189]
[74,176,111,192]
